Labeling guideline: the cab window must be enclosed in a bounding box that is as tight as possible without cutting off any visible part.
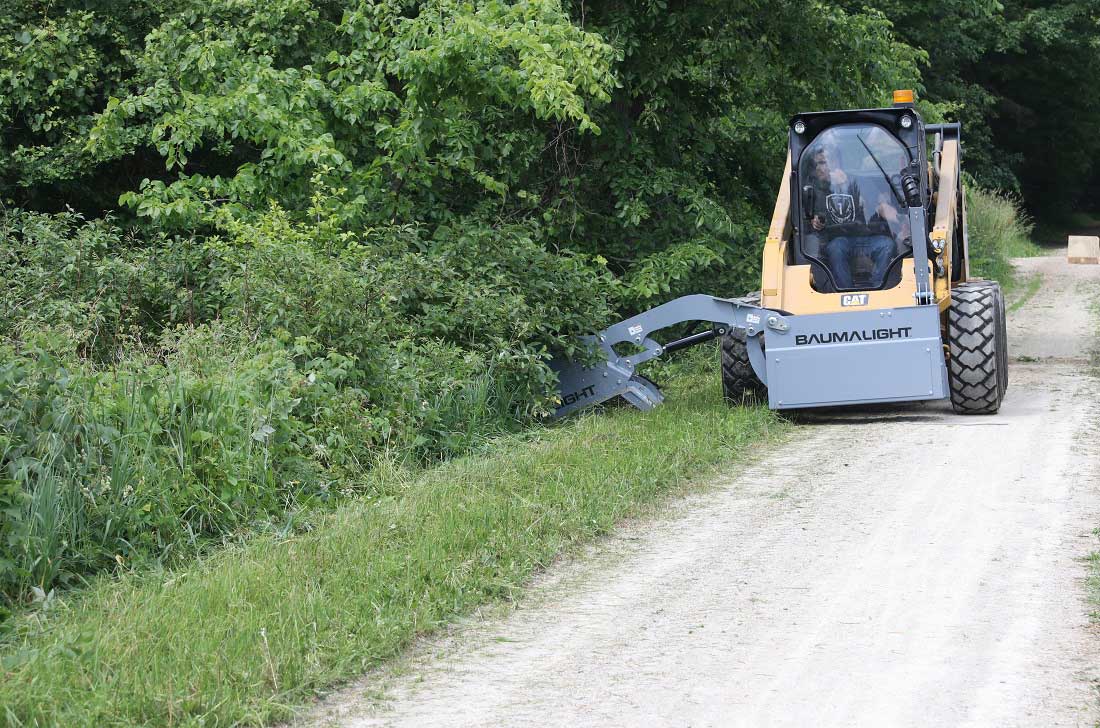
[798,124,911,291]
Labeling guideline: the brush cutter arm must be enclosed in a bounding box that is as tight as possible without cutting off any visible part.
[549,294,787,418]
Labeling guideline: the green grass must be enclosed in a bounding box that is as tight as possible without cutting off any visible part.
[966,186,1042,294]
[0,351,786,727]
[1007,272,1043,314]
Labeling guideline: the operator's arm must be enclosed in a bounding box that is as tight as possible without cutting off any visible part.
[876,198,911,243]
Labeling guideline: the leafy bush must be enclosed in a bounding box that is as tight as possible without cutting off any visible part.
[0,185,617,607]
[0,209,224,358]
[216,191,615,446]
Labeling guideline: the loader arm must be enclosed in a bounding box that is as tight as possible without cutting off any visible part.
[550,295,788,418]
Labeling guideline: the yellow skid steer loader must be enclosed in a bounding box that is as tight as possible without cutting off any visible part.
[551,91,1008,417]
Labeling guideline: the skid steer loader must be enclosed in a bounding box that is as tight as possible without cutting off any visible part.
[550,91,1008,418]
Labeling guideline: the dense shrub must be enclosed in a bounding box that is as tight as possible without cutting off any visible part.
[216,192,616,439]
[0,209,224,357]
[0,192,616,607]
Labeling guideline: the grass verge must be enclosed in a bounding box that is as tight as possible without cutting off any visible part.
[0,351,786,727]
[966,186,1042,295]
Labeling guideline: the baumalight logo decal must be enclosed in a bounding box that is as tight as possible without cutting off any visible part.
[560,384,597,407]
[795,327,913,346]
[840,293,869,307]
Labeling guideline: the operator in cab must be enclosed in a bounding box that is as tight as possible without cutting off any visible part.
[805,144,908,289]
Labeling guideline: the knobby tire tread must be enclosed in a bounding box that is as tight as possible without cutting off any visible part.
[721,293,766,405]
[947,281,1007,414]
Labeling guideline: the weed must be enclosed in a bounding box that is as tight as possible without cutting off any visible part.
[966,186,1041,294]
[0,360,787,726]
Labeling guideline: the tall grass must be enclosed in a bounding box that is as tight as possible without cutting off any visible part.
[0,207,608,614]
[0,312,549,614]
[0,353,786,726]
[0,327,341,614]
[966,186,1041,289]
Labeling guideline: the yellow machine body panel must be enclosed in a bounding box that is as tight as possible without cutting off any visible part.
[929,139,963,310]
[763,259,927,314]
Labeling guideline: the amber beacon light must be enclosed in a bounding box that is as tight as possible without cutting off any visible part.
[893,89,915,105]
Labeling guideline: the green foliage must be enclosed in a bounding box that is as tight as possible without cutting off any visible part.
[985,0,1100,217]
[541,0,926,303]
[28,0,921,303]
[0,1,161,211]
[966,184,1040,288]
[214,187,615,440]
[0,359,785,727]
[0,325,338,602]
[85,0,616,231]
[0,191,615,607]
[844,0,1100,215]
[0,210,222,357]
[0,0,1058,616]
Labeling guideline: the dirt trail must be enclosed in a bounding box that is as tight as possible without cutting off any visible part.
[309,255,1100,728]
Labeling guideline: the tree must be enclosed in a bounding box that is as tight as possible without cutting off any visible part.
[0,0,162,212]
[979,0,1100,217]
[852,0,1100,217]
[558,0,924,303]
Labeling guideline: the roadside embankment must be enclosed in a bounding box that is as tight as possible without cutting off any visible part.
[966,186,1041,293]
[0,354,785,727]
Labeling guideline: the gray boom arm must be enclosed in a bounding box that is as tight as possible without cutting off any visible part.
[549,294,786,418]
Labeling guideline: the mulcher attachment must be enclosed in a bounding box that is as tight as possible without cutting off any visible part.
[946,280,1008,413]
[549,294,778,419]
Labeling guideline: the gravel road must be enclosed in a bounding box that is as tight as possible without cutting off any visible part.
[309,255,1100,728]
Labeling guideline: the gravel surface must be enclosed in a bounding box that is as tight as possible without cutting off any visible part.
[307,255,1100,728]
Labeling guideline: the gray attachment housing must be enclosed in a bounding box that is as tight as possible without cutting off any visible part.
[549,294,781,418]
[762,304,948,409]
[550,297,949,418]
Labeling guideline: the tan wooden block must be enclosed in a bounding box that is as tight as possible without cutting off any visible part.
[1068,235,1100,264]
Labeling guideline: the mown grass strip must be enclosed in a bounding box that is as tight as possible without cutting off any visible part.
[0,359,786,727]
[1007,272,1043,314]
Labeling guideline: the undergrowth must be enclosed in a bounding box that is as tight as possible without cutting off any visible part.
[965,186,1042,292]
[0,203,611,613]
[0,350,786,726]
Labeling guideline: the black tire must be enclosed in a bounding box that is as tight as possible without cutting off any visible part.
[721,293,767,405]
[947,281,1007,414]
[994,284,1008,397]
